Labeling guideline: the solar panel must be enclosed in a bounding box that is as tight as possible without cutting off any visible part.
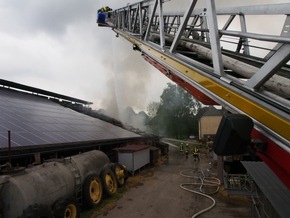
[0,88,140,149]
[0,133,10,147]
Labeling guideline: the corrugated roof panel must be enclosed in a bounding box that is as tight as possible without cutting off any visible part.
[0,88,140,149]
[242,161,290,218]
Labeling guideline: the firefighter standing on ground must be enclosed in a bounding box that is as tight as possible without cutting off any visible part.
[185,144,189,159]
[180,143,184,154]
[193,147,200,161]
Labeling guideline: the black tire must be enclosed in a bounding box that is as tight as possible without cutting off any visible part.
[82,174,103,208]
[111,163,127,187]
[53,198,80,218]
[100,167,118,196]
[20,204,53,218]
[123,165,129,182]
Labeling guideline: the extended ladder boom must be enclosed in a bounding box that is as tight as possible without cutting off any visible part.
[97,0,290,189]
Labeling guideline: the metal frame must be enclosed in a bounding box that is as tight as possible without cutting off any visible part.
[205,0,224,76]
[110,1,290,96]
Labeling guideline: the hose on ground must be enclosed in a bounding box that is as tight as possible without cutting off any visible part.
[0,162,12,170]
[179,167,221,218]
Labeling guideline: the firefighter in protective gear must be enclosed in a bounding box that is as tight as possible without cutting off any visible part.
[98,6,112,13]
[97,6,112,25]
[193,147,200,161]
[179,143,184,154]
[185,143,189,158]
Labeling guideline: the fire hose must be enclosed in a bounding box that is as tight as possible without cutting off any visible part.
[179,167,221,218]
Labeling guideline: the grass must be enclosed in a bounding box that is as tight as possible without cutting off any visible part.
[81,187,127,218]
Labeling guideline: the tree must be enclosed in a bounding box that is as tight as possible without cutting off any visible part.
[148,83,201,139]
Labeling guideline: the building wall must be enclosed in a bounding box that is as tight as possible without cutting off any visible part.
[117,148,150,173]
[133,149,150,170]
[199,116,222,139]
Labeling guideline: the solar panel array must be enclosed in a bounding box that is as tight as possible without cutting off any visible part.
[0,88,140,149]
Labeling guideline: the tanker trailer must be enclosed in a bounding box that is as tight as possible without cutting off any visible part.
[0,150,126,218]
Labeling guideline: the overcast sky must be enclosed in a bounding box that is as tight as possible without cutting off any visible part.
[0,0,172,117]
[0,0,289,118]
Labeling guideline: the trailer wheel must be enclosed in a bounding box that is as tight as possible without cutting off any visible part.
[20,204,52,218]
[83,174,103,208]
[53,199,80,218]
[100,167,117,196]
[111,163,127,187]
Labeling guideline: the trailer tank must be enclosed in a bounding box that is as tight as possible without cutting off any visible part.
[0,150,111,218]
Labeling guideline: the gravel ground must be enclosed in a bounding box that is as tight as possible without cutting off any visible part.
[82,146,251,218]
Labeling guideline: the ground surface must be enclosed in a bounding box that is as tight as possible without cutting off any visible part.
[82,146,251,218]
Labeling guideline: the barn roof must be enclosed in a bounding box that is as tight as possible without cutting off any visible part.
[201,106,222,117]
[0,84,140,153]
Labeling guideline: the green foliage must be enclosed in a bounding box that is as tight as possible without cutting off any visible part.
[148,83,201,139]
